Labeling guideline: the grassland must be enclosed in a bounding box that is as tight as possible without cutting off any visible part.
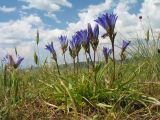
[0,30,160,120]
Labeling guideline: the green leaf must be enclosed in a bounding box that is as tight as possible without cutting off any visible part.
[36,30,39,45]
[34,52,39,65]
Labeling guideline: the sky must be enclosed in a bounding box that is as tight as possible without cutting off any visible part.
[0,0,160,67]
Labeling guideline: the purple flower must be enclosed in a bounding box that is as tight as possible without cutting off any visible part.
[2,55,10,65]
[73,34,82,49]
[122,40,130,50]
[103,47,112,63]
[58,35,68,54]
[45,42,57,61]
[2,55,24,68]
[76,30,89,53]
[45,42,55,53]
[87,23,99,51]
[69,34,82,58]
[120,40,130,61]
[15,56,24,68]
[93,24,99,40]
[103,47,112,56]
[95,13,118,32]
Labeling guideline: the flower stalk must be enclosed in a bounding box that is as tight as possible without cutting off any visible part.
[45,42,61,75]
[95,12,118,87]
[69,33,82,74]
[103,47,112,64]
[85,52,90,73]
[120,40,130,64]
[87,23,99,94]
[58,35,68,71]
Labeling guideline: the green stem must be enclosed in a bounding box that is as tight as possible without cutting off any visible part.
[3,66,7,98]
[93,50,97,95]
[4,66,7,88]
[88,52,94,69]
[85,52,89,73]
[111,41,115,87]
[94,50,96,68]
[73,58,75,74]
[64,53,68,72]
[77,55,79,74]
[120,52,123,66]
[55,60,60,75]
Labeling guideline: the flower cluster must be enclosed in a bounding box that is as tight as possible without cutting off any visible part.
[44,12,130,66]
[1,11,131,71]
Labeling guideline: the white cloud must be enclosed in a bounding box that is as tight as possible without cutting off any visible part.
[154,0,160,6]
[140,0,160,29]
[0,15,43,46]
[20,0,72,23]
[0,14,66,66]
[21,0,60,11]
[0,5,16,13]
[66,0,113,38]
[114,0,140,40]
[44,12,61,23]
[51,0,72,8]
[114,0,160,42]
[0,15,43,66]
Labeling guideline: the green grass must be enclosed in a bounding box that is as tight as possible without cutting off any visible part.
[0,33,160,119]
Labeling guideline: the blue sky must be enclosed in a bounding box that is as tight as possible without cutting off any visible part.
[0,0,143,28]
[0,0,107,28]
[0,0,160,67]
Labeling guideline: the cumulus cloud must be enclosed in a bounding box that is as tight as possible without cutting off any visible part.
[0,13,66,66]
[66,0,113,38]
[114,0,140,40]
[20,0,72,23]
[0,15,43,46]
[114,0,160,42]
[44,12,61,23]
[140,0,160,29]
[0,5,16,13]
